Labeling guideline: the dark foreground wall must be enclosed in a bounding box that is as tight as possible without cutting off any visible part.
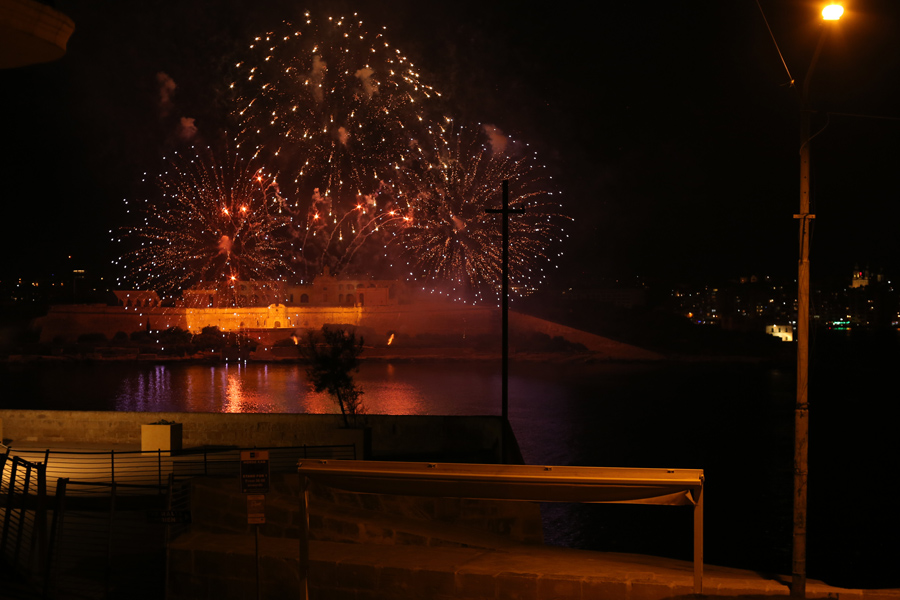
[0,410,514,463]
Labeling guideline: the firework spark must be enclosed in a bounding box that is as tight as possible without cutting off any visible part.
[120,12,568,300]
[229,12,443,278]
[386,121,569,304]
[231,12,439,208]
[116,147,291,296]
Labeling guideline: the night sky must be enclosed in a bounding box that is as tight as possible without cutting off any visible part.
[3,0,900,289]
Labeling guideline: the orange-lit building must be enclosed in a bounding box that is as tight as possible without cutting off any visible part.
[37,272,479,343]
[179,270,399,310]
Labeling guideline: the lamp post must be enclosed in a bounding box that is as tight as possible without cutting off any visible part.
[792,5,842,598]
[486,180,524,463]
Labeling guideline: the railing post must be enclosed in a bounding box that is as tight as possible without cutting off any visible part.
[165,472,175,600]
[158,449,163,492]
[693,476,704,594]
[13,462,32,568]
[110,449,115,483]
[45,477,68,600]
[35,463,48,581]
[107,481,116,598]
[299,473,309,600]
[204,451,208,476]
[1,455,18,555]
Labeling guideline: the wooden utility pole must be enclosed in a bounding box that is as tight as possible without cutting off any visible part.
[792,26,828,600]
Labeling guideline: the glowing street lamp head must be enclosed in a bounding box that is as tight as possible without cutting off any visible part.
[822,4,844,20]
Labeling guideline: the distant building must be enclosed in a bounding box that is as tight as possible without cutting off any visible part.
[177,269,399,309]
[765,324,793,342]
[850,266,883,289]
[37,270,503,345]
[113,290,161,309]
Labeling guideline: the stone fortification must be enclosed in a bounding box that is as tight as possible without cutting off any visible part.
[34,301,498,344]
[32,302,663,360]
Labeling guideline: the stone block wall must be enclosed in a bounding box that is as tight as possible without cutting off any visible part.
[35,301,499,343]
[0,410,363,453]
[0,411,511,464]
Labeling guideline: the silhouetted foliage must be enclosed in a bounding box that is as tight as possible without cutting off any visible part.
[274,335,299,347]
[301,327,365,427]
[77,332,107,344]
[192,325,227,350]
[159,326,192,344]
[130,330,152,342]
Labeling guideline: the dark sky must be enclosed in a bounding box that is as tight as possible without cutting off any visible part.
[3,0,900,289]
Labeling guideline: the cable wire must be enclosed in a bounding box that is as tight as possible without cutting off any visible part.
[755,0,795,87]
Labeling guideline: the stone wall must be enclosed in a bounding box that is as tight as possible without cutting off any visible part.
[0,411,512,463]
[35,305,183,342]
[0,410,360,454]
[35,301,498,343]
[32,303,663,362]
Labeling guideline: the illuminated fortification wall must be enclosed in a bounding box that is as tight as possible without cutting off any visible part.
[36,274,501,343]
[33,279,662,359]
[186,301,497,338]
[36,304,185,342]
[35,300,498,343]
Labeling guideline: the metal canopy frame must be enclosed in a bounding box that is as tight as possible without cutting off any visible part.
[297,460,704,597]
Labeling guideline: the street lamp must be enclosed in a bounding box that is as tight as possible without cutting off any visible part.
[793,4,842,599]
[822,4,844,21]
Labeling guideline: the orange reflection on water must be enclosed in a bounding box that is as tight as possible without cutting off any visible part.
[366,362,420,415]
[224,365,245,413]
[302,391,332,414]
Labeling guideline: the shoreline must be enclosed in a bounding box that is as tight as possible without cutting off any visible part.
[2,349,787,365]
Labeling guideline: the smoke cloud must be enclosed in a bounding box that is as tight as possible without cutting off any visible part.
[310,56,327,103]
[218,235,233,255]
[354,67,379,99]
[177,117,197,141]
[311,188,332,223]
[337,126,349,146]
[156,72,177,117]
[483,124,508,155]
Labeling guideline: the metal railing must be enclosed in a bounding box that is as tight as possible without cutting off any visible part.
[44,479,169,600]
[5,443,356,496]
[0,451,50,592]
[2,442,357,598]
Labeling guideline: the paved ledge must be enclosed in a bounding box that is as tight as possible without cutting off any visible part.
[168,532,900,600]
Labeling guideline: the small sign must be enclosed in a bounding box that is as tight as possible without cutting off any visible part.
[247,494,266,524]
[241,450,270,494]
[147,509,192,524]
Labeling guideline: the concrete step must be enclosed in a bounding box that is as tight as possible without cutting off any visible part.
[167,532,890,600]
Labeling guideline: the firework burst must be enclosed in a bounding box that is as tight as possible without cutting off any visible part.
[231,12,439,207]
[386,121,569,304]
[116,147,291,296]
[229,12,443,278]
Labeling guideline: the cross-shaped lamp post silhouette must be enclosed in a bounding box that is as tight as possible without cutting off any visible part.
[486,179,524,461]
